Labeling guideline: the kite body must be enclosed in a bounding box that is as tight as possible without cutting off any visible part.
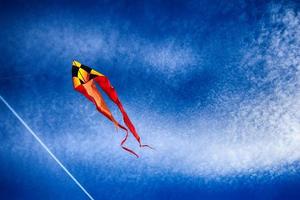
[72,60,150,157]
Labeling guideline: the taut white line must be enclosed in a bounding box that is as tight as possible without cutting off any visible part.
[0,95,95,200]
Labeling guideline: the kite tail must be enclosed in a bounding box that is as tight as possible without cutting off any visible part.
[140,144,154,150]
[109,118,152,155]
[96,107,139,158]
[95,108,140,157]
[116,101,154,150]
[94,76,153,151]
[95,77,145,141]
[120,129,139,158]
[75,83,140,157]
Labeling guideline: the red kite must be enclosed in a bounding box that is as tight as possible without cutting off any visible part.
[72,60,151,157]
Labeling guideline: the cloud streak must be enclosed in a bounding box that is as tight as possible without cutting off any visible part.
[44,4,300,179]
[2,2,299,183]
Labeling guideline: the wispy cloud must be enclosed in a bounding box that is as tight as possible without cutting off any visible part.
[8,17,200,77]
[50,4,300,179]
[3,3,300,181]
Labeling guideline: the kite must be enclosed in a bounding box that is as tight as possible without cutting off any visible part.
[72,60,151,157]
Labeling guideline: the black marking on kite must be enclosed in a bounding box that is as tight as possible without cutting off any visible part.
[80,65,92,73]
[72,66,79,77]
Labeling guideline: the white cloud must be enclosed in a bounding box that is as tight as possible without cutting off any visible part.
[13,19,200,77]
[5,4,300,181]
[39,5,300,179]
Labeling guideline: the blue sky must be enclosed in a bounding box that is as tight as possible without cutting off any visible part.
[0,0,300,199]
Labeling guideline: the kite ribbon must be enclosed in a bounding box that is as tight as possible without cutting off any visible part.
[94,76,153,149]
[75,80,139,157]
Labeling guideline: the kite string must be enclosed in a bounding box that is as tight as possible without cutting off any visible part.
[0,95,95,200]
